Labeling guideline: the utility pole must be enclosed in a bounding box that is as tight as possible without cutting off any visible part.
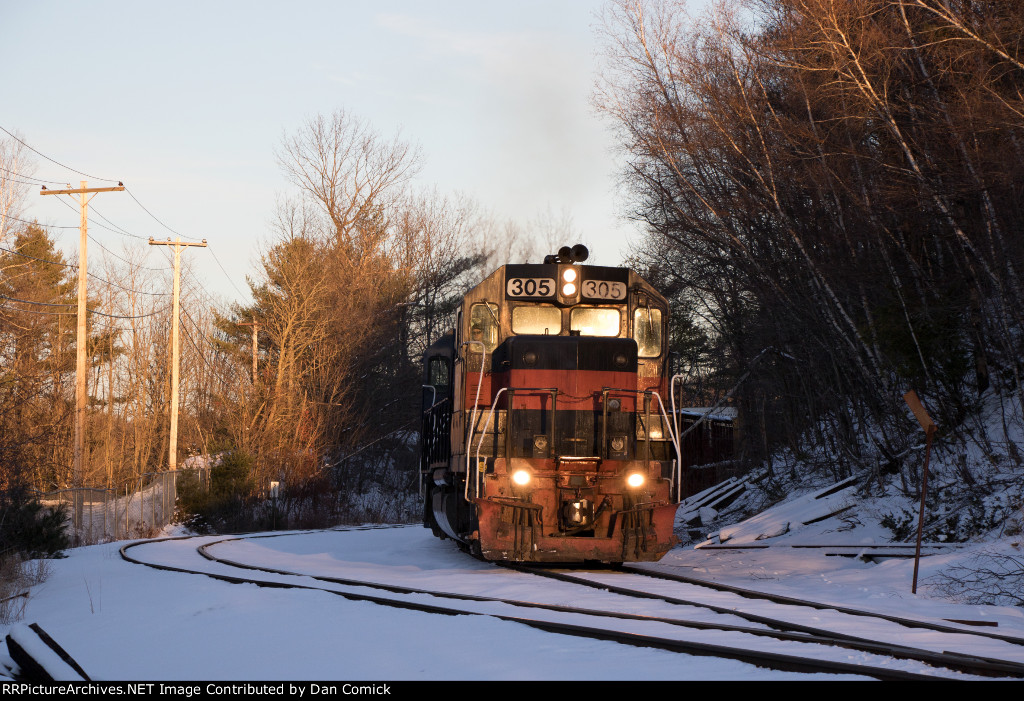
[149,236,206,472]
[237,320,259,383]
[40,180,124,528]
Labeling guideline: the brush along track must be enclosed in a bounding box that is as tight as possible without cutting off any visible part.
[120,531,1022,680]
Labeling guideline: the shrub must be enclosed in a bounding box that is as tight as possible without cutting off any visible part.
[174,450,257,533]
[0,485,69,559]
[0,485,67,624]
[880,507,917,541]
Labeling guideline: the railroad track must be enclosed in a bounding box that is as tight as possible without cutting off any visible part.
[621,564,1024,642]
[117,529,1024,680]
[503,562,1024,674]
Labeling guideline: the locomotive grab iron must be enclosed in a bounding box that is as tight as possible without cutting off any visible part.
[420,245,681,562]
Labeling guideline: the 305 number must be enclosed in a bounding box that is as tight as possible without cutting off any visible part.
[582,280,626,300]
[506,277,555,297]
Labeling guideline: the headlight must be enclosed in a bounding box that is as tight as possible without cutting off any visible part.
[562,268,578,283]
[626,473,645,488]
[512,469,531,486]
[562,282,577,296]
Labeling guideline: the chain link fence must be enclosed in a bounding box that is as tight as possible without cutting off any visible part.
[36,468,210,545]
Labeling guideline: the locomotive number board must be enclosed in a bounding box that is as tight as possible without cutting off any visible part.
[506,277,556,298]
[580,279,627,300]
[504,264,630,301]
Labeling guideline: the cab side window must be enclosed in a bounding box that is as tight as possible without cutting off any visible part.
[429,357,450,388]
[470,303,500,353]
[633,307,663,358]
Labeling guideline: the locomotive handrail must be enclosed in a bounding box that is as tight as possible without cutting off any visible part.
[420,387,437,496]
[421,396,452,494]
[470,387,508,501]
[598,386,655,456]
[598,387,681,501]
[423,396,450,413]
[650,391,682,502]
[468,386,561,502]
[463,340,488,495]
[670,374,684,459]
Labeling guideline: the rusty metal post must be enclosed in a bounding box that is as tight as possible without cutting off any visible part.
[911,425,935,594]
[904,390,937,595]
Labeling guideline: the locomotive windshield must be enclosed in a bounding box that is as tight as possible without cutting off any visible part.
[512,305,560,334]
[570,307,620,336]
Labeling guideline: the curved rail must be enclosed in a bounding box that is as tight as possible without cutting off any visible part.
[500,562,1024,675]
[621,565,1024,647]
[120,531,1023,680]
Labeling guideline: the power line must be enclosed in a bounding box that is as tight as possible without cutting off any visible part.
[52,196,151,242]
[87,233,172,272]
[124,187,203,242]
[0,292,172,319]
[0,175,52,188]
[94,190,250,302]
[1,128,250,303]
[89,303,172,320]
[5,173,248,307]
[0,293,75,307]
[183,306,227,354]
[0,303,74,316]
[2,213,80,230]
[0,125,119,183]
[0,245,170,297]
[179,263,226,306]
[206,244,250,299]
[178,313,220,372]
[0,245,76,269]
[0,167,66,185]
[0,244,167,296]
[89,203,150,241]
[91,272,171,298]
[157,247,232,312]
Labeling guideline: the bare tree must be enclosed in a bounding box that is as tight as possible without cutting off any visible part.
[596,0,1024,480]
[276,110,423,249]
[0,134,33,245]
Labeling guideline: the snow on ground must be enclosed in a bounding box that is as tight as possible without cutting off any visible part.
[1,499,1022,681]
[661,494,1024,630]
[0,526,850,682]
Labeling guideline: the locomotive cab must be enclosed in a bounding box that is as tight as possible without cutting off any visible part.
[420,247,680,562]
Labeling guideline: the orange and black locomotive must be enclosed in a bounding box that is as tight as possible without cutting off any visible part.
[420,245,681,562]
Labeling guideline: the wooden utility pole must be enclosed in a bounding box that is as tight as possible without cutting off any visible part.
[40,181,124,527]
[237,321,259,383]
[149,236,206,472]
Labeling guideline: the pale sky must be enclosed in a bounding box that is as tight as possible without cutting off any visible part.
[0,1,679,305]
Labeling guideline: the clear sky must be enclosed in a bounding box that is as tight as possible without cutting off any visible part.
[1,0,677,306]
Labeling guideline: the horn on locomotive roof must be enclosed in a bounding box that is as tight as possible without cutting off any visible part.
[543,244,589,265]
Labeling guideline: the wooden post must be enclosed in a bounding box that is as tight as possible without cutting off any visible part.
[148,237,206,471]
[40,182,124,528]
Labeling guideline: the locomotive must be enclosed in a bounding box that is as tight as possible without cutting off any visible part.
[420,245,681,562]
